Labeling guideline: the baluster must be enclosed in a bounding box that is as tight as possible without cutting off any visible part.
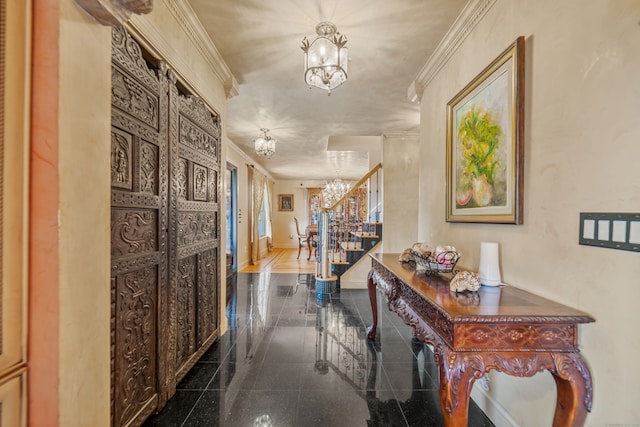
[376,169,380,222]
[354,193,358,248]
[336,213,339,262]
[342,199,347,261]
[368,175,372,224]
[347,197,352,254]
[320,211,330,278]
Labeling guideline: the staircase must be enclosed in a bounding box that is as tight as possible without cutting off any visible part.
[316,164,383,294]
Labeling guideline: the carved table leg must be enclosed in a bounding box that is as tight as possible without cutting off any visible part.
[366,269,378,340]
[437,349,478,427]
[550,353,593,427]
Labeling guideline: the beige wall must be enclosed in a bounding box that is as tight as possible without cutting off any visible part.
[272,180,325,249]
[382,132,419,252]
[58,2,112,425]
[416,0,640,425]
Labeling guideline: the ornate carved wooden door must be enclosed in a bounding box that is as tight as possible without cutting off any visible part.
[110,27,221,427]
[167,79,221,382]
[110,28,169,427]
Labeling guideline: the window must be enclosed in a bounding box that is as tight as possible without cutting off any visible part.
[257,182,270,237]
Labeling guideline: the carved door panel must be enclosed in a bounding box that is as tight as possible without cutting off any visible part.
[110,27,169,427]
[168,82,221,382]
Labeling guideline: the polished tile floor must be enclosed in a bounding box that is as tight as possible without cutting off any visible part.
[144,272,494,427]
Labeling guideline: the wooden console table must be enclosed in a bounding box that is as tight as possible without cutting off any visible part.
[366,253,595,427]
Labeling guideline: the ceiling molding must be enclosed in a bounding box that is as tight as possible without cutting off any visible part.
[227,137,253,162]
[162,0,238,98]
[224,77,239,98]
[382,131,419,141]
[226,138,274,181]
[408,0,496,103]
[72,0,148,26]
[129,0,238,99]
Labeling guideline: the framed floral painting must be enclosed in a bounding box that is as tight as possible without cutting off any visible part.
[446,36,525,224]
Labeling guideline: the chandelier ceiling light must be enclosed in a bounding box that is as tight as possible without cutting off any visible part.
[322,178,351,207]
[254,128,276,159]
[300,21,348,95]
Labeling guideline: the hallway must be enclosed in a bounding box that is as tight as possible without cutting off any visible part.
[143,266,494,426]
[239,248,317,274]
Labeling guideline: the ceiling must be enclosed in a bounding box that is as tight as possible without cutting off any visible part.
[187,0,468,180]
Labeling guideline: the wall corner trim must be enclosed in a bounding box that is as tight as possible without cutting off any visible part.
[382,131,419,141]
[408,0,496,101]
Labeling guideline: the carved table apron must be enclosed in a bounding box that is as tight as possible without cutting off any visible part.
[366,253,594,427]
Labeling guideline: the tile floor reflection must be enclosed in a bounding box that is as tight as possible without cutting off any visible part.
[143,272,494,427]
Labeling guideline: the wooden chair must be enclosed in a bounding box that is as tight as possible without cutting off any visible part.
[294,218,317,259]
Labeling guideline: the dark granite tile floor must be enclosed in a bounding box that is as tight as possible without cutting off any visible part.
[143,272,494,427]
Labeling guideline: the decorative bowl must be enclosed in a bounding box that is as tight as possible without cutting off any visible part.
[411,250,460,275]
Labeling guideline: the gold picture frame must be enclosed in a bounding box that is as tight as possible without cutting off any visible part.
[446,36,525,224]
[278,194,294,211]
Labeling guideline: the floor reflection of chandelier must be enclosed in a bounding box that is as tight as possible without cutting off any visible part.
[323,178,351,207]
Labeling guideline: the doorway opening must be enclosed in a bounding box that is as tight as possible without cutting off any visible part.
[226,162,237,271]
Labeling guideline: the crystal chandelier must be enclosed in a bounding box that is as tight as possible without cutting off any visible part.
[322,178,351,207]
[254,128,276,159]
[300,22,348,95]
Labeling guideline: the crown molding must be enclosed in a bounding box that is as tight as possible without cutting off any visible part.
[128,0,238,99]
[163,0,238,97]
[408,0,496,103]
[72,0,151,26]
[226,138,275,181]
[382,131,419,141]
[227,138,252,162]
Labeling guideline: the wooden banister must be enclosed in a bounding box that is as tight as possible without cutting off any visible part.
[316,163,383,280]
[321,163,382,212]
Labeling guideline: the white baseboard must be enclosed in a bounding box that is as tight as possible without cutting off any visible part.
[339,278,367,289]
[470,386,519,427]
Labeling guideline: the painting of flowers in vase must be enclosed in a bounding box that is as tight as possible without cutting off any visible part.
[446,36,525,224]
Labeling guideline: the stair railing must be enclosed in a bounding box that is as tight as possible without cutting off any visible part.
[317,163,382,280]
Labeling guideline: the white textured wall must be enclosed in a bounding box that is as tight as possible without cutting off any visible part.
[382,132,419,252]
[417,1,640,425]
[59,2,112,425]
[272,180,325,249]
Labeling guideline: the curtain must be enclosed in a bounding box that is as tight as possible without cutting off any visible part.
[265,179,274,251]
[250,167,266,265]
